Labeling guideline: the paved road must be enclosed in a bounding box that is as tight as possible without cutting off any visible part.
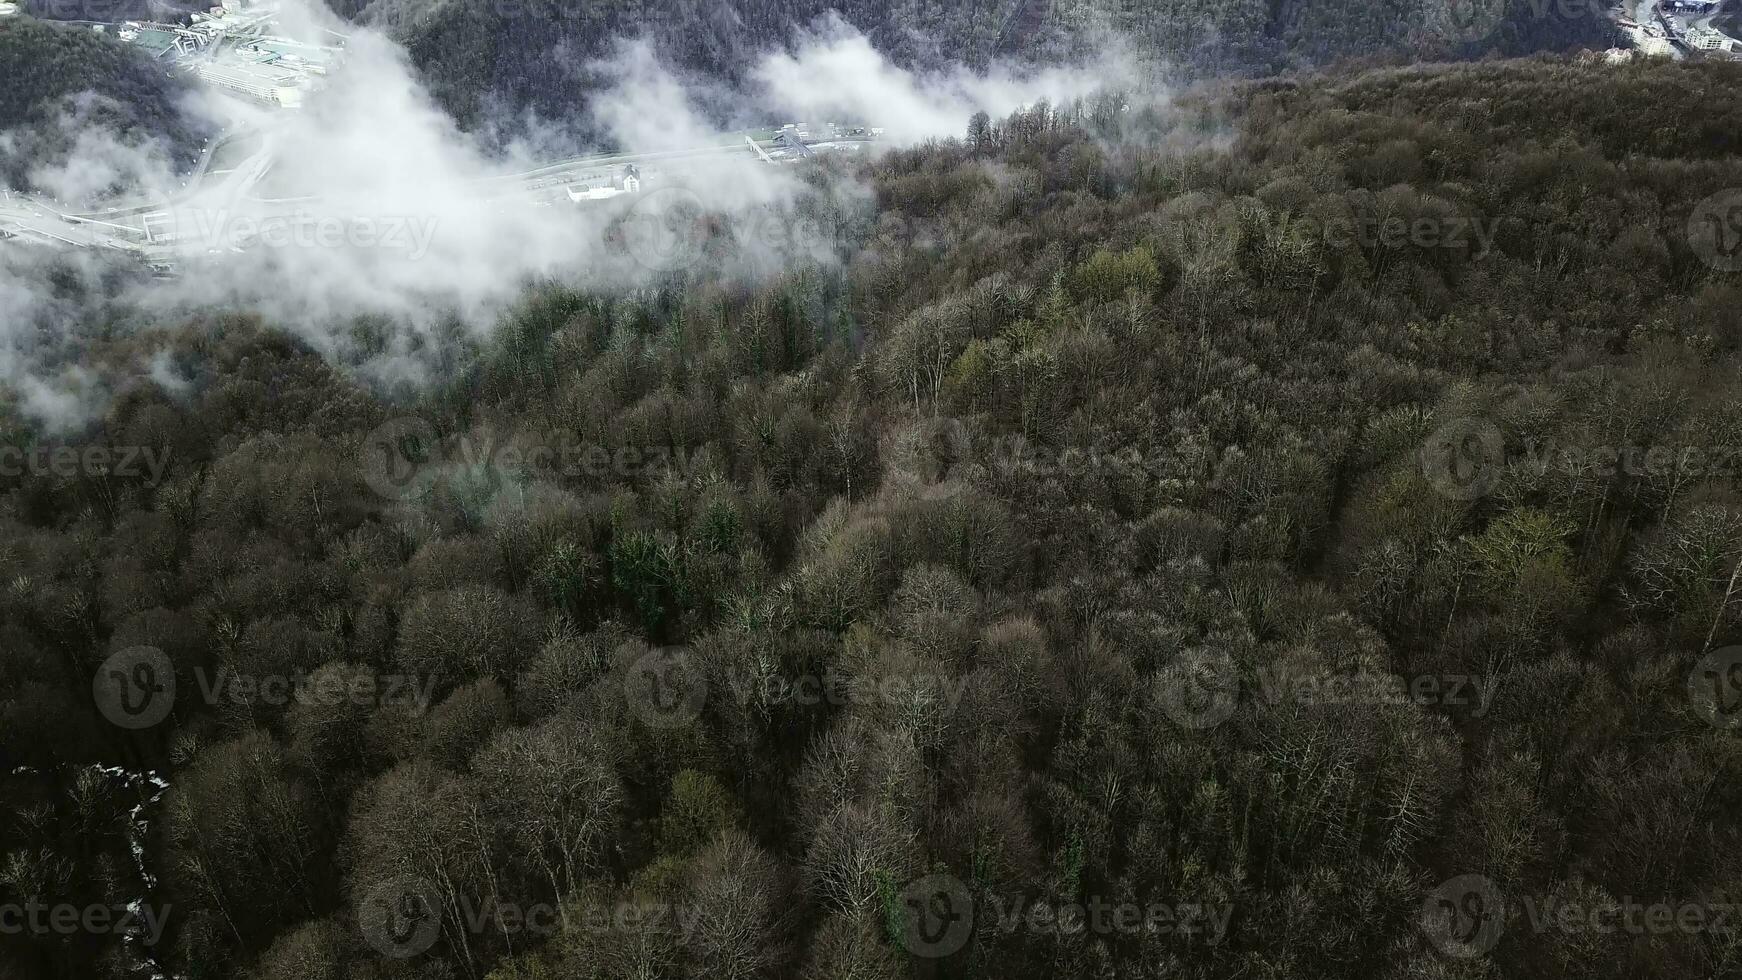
[0,135,868,262]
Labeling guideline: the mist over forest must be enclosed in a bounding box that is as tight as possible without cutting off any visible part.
[3,2,1742,980]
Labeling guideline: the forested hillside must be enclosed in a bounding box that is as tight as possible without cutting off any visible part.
[18,0,210,24]
[348,0,1622,132]
[5,53,1742,980]
[0,18,207,195]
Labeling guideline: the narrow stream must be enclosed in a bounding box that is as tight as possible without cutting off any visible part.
[9,763,175,979]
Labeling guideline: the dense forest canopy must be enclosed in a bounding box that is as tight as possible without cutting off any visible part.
[4,51,1742,980]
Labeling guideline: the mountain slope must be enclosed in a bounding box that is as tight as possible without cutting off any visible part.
[3,54,1742,980]
[0,17,208,195]
[351,0,1623,130]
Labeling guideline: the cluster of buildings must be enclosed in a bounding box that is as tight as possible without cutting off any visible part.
[1611,0,1741,59]
[1615,16,1680,56]
[771,121,882,158]
[115,0,342,109]
[795,122,884,141]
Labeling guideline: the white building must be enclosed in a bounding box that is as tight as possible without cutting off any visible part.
[196,60,306,107]
[1619,20,1679,56]
[566,167,641,203]
[565,183,628,202]
[1685,26,1739,51]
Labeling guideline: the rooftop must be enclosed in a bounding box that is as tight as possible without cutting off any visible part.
[129,27,182,55]
[198,60,301,86]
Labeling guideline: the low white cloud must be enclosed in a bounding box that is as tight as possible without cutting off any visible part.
[751,16,1146,142]
[0,0,1150,430]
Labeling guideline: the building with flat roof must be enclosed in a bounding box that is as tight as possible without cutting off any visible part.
[565,184,626,202]
[197,60,306,107]
[1685,25,1739,50]
[119,26,186,57]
